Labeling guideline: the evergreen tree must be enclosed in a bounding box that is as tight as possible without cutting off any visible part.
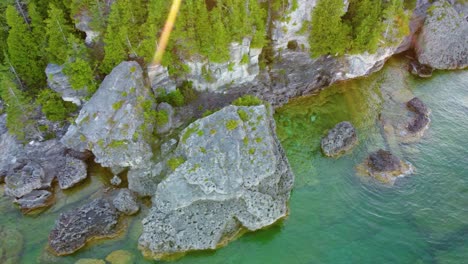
[45,3,74,64]
[0,71,36,141]
[29,2,47,56]
[348,0,382,53]
[5,5,45,88]
[101,0,147,73]
[309,0,350,57]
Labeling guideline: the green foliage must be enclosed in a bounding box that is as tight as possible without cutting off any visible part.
[237,109,249,122]
[63,57,97,93]
[157,89,185,107]
[101,0,147,73]
[155,110,169,126]
[0,73,36,141]
[5,5,46,88]
[45,4,74,64]
[226,120,239,131]
[232,95,263,106]
[112,100,124,110]
[309,0,350,57]
[37,89,77,122]
[309,0,411,57]
[179,81,198,103]
[167,157,185,171]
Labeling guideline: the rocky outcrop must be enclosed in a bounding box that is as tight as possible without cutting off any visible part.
[46,64,89,106]
[2,139,88,211]
[49,199,120,255]
[61,61,155,169]
[415,1,468,69]
[321,121,358,157]
[138,105,294,259]
[359,149,413,185]
[0,115,24,183]
[185,38,262,92]
[113,189,139,215]
[128,162,165,197]
[406,97,431,134]
[148,65,177,94]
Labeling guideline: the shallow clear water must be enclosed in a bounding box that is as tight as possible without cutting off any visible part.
[1,58,467,263]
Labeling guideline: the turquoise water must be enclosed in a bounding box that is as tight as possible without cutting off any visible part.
[1,58,467,263]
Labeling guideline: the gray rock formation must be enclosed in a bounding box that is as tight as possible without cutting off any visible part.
[321,121,358,157]
[128,161,165,197]
[61,61,154,169]
[408,60,433,78]
[3,139,88,204]
[74,11,100,45]
[49,199,120,255]
[14,190,53,212]
[138,105,294,259]
[156,103,174,134]
[185,38,262,92]
[147,65,177,94]
[56,155,88,189]
[110,175,122,186]
[113,189,139,215]
[416,1,468,69]
[46,64,89,106]
[407,97,430,116]
[0,115,24,183]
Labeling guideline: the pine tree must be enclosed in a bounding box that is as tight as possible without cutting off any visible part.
[45,3,74,64]
[348,0,382,53]
[29,2,47,57]
[6,5,45,88]
[0,71,36,141]
[309,0,350,57]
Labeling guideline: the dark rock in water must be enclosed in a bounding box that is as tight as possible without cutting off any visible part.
[113,189,139,215]
[368,149,402,172]
[408,114,430,133]
[409,60,433,78]
[14,190,53,212]
[321,121,358,157]
[0,226,23,264]
[48,199,120,256]
[407,97,429,116]
[56,155,88,189]
[359,149,413,185]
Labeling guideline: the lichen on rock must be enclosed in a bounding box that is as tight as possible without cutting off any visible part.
[138,104,294,259]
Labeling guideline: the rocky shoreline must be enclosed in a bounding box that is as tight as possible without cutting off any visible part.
[0,0,467,261]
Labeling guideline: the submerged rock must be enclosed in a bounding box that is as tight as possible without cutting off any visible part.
[359,149,413,185]
[113,189,139,215]
[407,97,430,116]
[105,250,134,264]
[61,61,155,169]
[406,97,431,135]
[408,60,433,78]
[49,199,120,255]
[321,121,358,157]
[0,226,23,264]
[415,1,468,69]
[139,105,294,259]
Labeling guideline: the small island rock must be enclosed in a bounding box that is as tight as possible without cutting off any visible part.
[113,189,139,215]
[360,149,413,185]
[321,121,358,157]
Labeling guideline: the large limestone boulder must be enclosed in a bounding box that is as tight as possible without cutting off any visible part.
[61,61,155,169]
[46,64,89,106]
[416,1,468,69]
[138,105,294,259]
[0,115,24,183]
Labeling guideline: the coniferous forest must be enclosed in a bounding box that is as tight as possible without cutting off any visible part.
[0,0,411,141]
